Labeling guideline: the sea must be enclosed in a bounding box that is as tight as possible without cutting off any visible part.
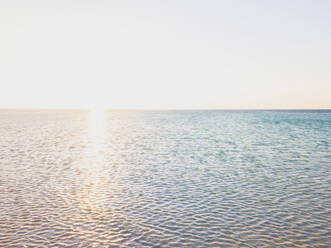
[0,110,330,247]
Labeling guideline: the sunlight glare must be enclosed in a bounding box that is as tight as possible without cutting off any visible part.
[74,108,108,214]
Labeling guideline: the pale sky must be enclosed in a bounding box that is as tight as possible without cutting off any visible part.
[1,0,330,109]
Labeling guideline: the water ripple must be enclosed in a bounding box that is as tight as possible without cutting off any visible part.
[0,110,330,247]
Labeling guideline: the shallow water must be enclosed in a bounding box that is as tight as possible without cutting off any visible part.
[0,110,330,247]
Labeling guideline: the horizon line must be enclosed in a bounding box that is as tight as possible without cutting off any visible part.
[1,108,330,111]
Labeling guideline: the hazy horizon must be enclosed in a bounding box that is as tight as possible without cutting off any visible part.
[1,0,331,109]
[1,107,331,111]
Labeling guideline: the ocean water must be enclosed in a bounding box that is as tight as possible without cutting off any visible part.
[0,110,330,247]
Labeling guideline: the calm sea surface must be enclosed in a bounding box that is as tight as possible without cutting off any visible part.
[0,110,330,247]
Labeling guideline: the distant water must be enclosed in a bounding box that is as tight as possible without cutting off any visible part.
[0,110,330,247]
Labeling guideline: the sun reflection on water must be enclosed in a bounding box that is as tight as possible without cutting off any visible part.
[76,108,108,213]
[85,108,106,169]
[89,108,106,144]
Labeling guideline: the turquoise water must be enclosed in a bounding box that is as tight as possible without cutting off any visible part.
[0,110,330,247]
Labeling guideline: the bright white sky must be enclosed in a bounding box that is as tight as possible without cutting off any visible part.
[1,0,330,109]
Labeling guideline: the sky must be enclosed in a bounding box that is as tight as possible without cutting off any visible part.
[1,0,330,109]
